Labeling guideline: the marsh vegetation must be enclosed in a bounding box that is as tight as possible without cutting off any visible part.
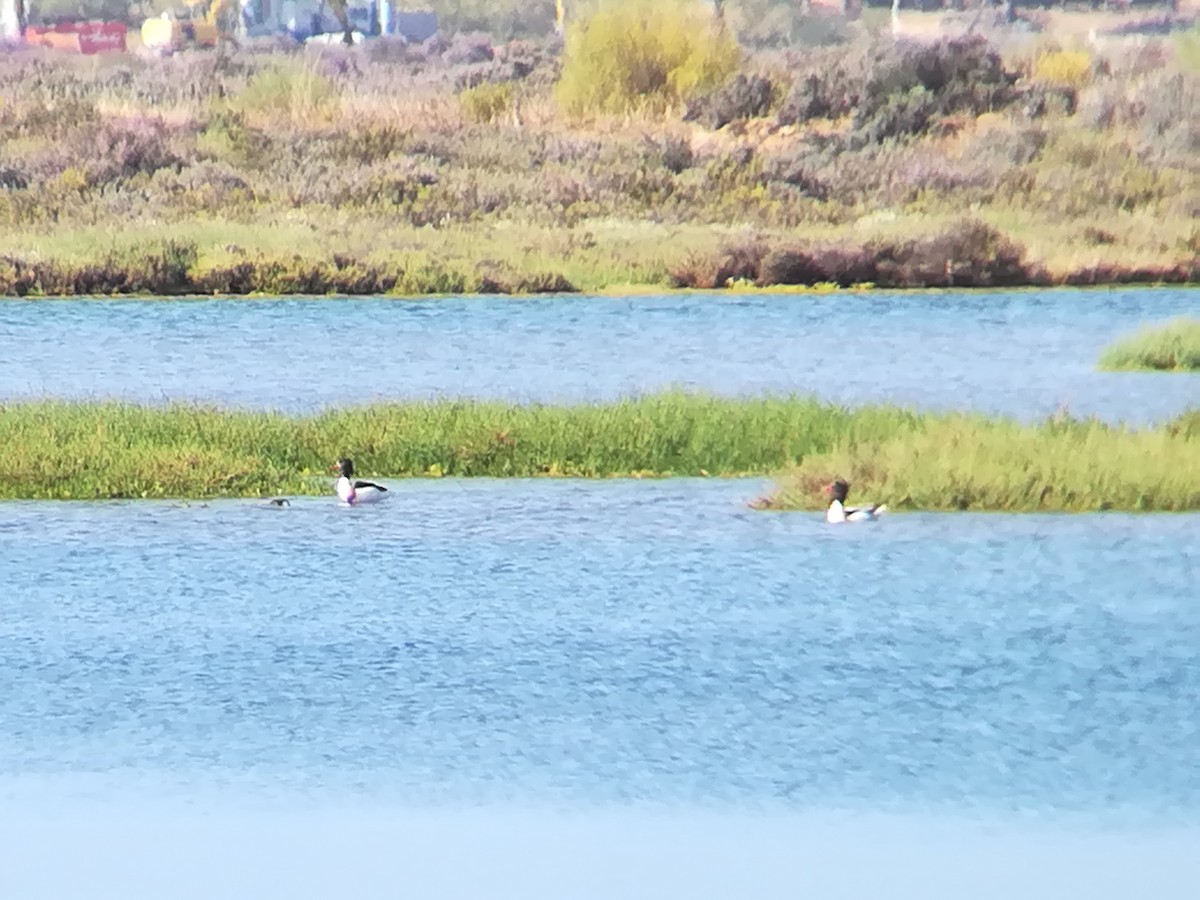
[2,395,1196,510]
[757,407,1200,513]
[2,2,1197,295]
[1099,317,1200,372]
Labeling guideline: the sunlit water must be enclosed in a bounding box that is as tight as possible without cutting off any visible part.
[1,287,1197,421]
[4,289,1200,898]
[2,482,1198,897]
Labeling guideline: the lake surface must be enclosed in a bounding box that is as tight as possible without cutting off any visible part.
[4,289,1200,898]
[1,287,1197,422]
[2,481,1199,898]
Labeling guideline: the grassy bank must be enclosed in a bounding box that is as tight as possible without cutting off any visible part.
[0,395,1196,509]
[0,394,918,498]
[1099,317,1200,372]
[2,11,1197,295]
[756,408,1200,513]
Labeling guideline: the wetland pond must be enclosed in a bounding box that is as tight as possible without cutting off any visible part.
[2,286,1198,420]
[1,288,1198,899]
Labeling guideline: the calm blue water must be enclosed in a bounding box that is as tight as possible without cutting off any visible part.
[4,290,1200,898]
[2,483,1199,898]
[1,287,1197,421]
[2,481,1197,815]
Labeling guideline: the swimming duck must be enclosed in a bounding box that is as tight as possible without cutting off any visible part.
[332,457,389,505]
[824,479,886,523]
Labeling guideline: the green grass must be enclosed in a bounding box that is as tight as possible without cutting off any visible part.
[1,395,1196,510]
[0,394,917,499]
[1098,317,1200,372]
[756,408,1200,513]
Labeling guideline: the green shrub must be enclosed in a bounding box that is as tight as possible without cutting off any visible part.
[556,0,742,116]
[196,111,272,168]
[460,82,514,124]
[853,36,1017,142]
[684,73,776,129]
[109,239,199,294]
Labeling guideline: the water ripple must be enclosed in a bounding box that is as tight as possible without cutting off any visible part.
[0,480,1197,818]
[1,289,1197,420]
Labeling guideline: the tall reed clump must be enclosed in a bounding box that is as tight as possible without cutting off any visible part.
[755,409,1200,514]
[1098,317,1200,372]
[555,0,741,116]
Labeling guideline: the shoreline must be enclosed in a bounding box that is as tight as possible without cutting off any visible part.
[2,271,1196,301]
[2,247,1195,300]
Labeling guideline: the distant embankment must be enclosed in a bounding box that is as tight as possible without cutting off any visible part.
[1,395,1197,510]
[0,225,1195,297]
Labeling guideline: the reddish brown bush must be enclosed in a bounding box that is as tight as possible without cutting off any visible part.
[871,220,1030,288]
[669,239,766,288]
[757,244,876,286]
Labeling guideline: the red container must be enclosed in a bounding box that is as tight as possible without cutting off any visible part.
[25,21,127,54]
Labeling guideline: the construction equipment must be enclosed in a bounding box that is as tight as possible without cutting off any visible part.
[140,0,238,52]
[26,19,128,52]
[141,0,358,51]
[4,0,128,53]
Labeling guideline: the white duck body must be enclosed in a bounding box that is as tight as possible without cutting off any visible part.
[336,476,388,505]
[825,498,887,523]
[333,457,389,505]
[824,479,886,523]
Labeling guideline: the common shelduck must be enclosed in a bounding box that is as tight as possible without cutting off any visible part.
[824,478,886,523]
[332,457,389,505]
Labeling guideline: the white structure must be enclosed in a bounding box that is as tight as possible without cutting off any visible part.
[237,0,436,42]
[1,0,24,42]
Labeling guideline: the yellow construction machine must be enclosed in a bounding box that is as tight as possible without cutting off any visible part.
[141,0,356,53]
[140,0,235,52]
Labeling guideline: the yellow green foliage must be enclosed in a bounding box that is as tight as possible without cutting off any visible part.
[1174,24,1200,74]
[460,82,514,124]
[556,0,742,116]
[760,410,1200,513]
[1032,50,1093,89]
[1099,317,1200,372]
[2,396,1196,509]
[229,63,340,126]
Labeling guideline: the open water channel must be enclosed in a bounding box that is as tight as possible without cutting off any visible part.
[1,288,1198,899]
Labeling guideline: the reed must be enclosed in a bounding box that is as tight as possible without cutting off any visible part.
[1098,317,1200,372]
[0,394,914,499]
[756,409,1200,513]
[1,396,1195,510]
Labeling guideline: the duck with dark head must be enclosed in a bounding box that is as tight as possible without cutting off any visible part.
[332,457,389,505]
[824,478,886,523]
